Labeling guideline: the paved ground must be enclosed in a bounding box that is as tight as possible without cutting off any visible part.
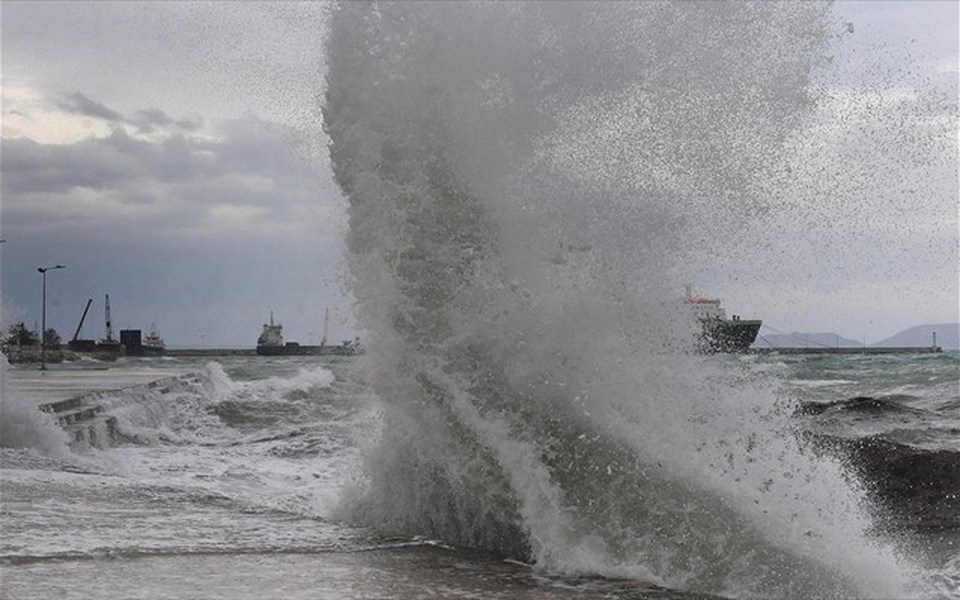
[4,364,192,406]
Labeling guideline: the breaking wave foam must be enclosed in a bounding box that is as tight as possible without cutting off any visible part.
[323,3,931,597]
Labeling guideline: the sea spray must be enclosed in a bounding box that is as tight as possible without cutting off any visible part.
[0,354,71,456]
[324,2,911,596]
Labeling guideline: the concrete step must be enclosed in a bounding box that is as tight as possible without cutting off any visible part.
[21,370,207,448]
[51,404,104,425]
[39,396,84,414]
[64,414,118,446]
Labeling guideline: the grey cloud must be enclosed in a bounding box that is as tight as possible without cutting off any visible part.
[1,136,142,195]
[2,113,322,236]
[134,108,203,133]
[57,91,124,122]
[3,127,216,197]
[0,110,344,348]
[55,92,205,135]
[213,117,305,174]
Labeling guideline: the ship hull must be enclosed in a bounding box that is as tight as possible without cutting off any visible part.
[256,344,362,357]
[700,319,762,353]
[135,345,165,357]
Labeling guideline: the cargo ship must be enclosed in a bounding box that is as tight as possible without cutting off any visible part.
[256,311,362,356]
[685,287,762,353]
[119,327,165,356]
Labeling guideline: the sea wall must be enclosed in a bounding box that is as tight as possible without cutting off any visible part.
[165,348,256,357]
[1,346,81,364]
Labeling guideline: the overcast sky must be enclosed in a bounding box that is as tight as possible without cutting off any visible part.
[1,2,349,347]
[1,1,957,348]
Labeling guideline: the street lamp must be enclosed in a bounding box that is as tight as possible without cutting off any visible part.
[38,264,66,371]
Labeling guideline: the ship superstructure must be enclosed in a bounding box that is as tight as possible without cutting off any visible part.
[685,287,762,352]
[257,312,285,348]
[256,310,362,356]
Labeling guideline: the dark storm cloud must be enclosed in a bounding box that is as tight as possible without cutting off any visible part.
[1,104,321,240]
[134,108,203,134]
[0,128,217,198]
[53,93,204,135]
[1,111,304,201]
[1,136,141,195]
[0,102,343,347]
[57,91,124,122]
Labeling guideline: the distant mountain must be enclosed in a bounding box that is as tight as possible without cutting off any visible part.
[753,331,863,349]
[872,323,959,349]
[752,323,960,350]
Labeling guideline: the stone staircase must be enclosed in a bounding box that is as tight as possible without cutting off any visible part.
[39,396,117,446]
[38,372,204,447]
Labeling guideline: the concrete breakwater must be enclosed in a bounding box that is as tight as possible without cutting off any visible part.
[7,367,203,447]
[2,347,256,363]
[750,346,943,355]
[1,347,81,364]
[164,348,256,357]
[36,373,205,446]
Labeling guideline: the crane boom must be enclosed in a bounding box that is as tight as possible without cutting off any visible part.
[72,298,93,342]
[104,294,114,342]
[322,307,329,346]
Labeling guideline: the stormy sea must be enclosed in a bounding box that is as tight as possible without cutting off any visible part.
[2,2,958,599]
[1,352,958,599]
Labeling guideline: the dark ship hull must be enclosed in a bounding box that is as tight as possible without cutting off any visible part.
[134,345,166,357]
[685,288,761,353]
[256,311,362,357]
[700,318,762,353]
[256,343,362,357]
[120,329,165,357]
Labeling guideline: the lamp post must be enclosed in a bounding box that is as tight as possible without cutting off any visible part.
[38,264,66,371]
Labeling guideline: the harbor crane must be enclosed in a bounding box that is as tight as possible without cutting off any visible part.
[72,298,93,343]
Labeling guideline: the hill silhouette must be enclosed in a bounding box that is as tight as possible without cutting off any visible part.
[872,323,958,349]
[753,323,959,349]
[753,331,862,349]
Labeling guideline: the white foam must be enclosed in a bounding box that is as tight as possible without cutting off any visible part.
[0,354,71,457]
[324,3,923,597]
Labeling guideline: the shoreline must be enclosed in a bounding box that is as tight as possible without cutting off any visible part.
[749,346,944,355]
[4,346,948,365]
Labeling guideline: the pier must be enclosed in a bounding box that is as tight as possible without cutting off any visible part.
[6,366,201,445]
[165,348,255,357]
[749,346,943,355]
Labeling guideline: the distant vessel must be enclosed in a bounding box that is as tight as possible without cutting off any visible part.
[685,287,762,353]
[256,311,362,356]
[119,326,165,357]
[257,312,284,349]
[141,325,165,356]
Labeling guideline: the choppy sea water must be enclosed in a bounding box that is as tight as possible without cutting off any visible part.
[1,352,957,599]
